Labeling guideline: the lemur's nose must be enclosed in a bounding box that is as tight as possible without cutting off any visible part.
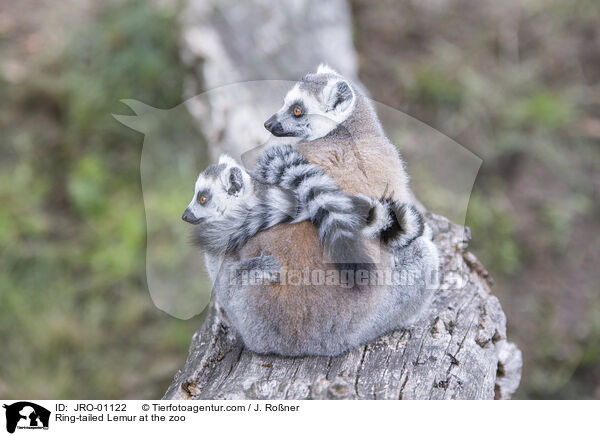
[182,208,196,224]
[264,114,277,132]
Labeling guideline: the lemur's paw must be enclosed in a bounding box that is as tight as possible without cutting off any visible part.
[333,262,375,275]
[380,200,425,249]
[258,254,283,283]
[334,261,376,291]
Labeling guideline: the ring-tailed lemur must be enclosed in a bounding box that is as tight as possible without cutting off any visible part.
[188,67,439,356]
[183,150,424,281]
[201,65,439,356]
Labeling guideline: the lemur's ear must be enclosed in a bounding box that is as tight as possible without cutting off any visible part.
[316,63,339,75]
[323,79,354,113]
[226,166,244,195]
[218,154,237,166]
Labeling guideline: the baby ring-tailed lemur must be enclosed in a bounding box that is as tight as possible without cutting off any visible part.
[183,148,423,282]
[184,65,439,357]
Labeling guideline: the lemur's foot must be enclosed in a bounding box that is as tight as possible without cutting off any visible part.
[314,194,375,276]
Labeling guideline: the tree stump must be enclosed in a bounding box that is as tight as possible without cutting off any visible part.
[164,0,522,400]
[163,213,521,399]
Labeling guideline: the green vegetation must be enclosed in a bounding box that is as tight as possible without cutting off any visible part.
[1,0,599,400]
[352,0,600,398]
[467,192,521,276]
[407,66,464,107]
[505,91,574,131]
[0,0,202,399]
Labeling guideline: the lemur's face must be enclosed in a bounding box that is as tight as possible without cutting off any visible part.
[182,155,251,225]
[264,65,355,141]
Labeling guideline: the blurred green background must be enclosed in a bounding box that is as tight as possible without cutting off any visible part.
[0,0,599,399]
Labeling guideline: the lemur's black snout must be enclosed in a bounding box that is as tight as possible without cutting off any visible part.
[182,208,199,224]
[264,114,278,132]
[265,115,291,137]
[270,123,287,136]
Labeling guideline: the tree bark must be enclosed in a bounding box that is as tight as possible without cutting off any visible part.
[165,0,522,400]
[179,0,358,159]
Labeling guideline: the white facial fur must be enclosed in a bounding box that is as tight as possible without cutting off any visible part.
[270,67,356,141]
[185,155,253,223]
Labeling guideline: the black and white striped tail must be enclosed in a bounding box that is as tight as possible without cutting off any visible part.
[253,145,375,271]
[380,201,425,249]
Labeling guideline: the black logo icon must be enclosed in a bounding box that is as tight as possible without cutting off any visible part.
[2,402,50,434]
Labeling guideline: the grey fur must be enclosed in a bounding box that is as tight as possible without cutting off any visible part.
[203,163,226,180]
[298,73,328,95]
[194,65,440,357]
[213,232,439,357]
[191,181,297,256]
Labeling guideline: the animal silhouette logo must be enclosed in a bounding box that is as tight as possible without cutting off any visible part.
[2,402,50,434]
[113,81,482,319]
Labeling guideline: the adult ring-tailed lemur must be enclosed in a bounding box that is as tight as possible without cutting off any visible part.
[182,65,440,357]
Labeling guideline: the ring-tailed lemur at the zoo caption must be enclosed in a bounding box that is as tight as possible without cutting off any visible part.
[182,64,440,357]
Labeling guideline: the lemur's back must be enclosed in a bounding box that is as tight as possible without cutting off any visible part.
[239,110,409,326]
[238,220,385,351]
[234,129,408,354]
[298,133,408,200]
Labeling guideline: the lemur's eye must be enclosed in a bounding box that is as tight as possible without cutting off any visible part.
[197,194,207,205]
[293,105,303,117]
